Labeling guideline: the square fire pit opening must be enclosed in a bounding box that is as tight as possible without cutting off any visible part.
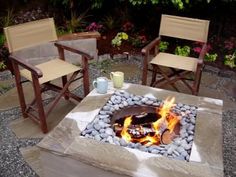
[81,90,197,161]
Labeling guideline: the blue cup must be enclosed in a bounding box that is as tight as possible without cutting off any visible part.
[93,77,108,94]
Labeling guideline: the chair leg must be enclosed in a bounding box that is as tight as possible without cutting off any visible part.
[62,76,69,100]
[82,56,90,96]
[32,77,48,133]
[12,62,28,118]
[151,64,157,86]
[193,65,204,95]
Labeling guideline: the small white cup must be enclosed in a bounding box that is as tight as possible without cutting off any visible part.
[93,77,108,94]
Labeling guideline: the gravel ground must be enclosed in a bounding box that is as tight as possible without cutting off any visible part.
[0,56,235,177]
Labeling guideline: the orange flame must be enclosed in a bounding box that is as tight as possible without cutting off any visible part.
[121,116,132,142]
[119,97,180,145]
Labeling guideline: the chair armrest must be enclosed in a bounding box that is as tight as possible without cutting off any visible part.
[141,36,161,85]
[54,42,93,60]
[141,37,161,55]
[198,43,207,60]
[10,55,43,77]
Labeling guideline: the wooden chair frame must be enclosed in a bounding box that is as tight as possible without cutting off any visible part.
[5,18,95,133]
[141,15,209,95]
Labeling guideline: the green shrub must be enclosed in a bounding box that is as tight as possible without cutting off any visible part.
[224,51,236,68]
[102,15,118,30]
[159,41,169,52]
[0,34,5,47]
[204,53,218,62]
[112,32,129,47]
[174,45,190,57]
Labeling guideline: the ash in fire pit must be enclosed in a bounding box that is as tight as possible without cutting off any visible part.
[81,91,197,161]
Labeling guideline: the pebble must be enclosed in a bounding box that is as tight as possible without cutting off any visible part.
[92,130,99,136]
[128,143,136,148]
[134,101,142,105]
[103,118,110,123]
[128,100,135,105]
[141,97,149,103]
[110,107,115,112]
[176,146,185,153]
[122,101,128,106]
[152,102,160,107]
[107,136,114,144]
[99,111,107,115]
[181,150,188,157]
[187,136,194,142]
[98,121,106,128]
[188,125,195,131]
[133,96,140,101]
[114,104,120,110]
[94,134,101,141]
[100,133,109,138]
[120,138,128,146]
[94,124,101,131]
[84,129,93,134]
[103,105,111,111]
[119,103,124,108]
[99,129,105,133]
[105,128,114,135]
[184,105,190,110]
[114,140,120,145]
[151,149,160,154]
[86,123,93,130]
[99,114,110,119]
[123,92,130,98]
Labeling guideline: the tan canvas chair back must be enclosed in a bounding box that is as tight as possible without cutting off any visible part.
[159,14,209,42]
[4,18,57,53]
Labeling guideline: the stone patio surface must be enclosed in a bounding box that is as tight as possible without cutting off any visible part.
[0,55,235,177]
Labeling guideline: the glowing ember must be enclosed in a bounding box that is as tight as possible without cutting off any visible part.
[114,97,181,146]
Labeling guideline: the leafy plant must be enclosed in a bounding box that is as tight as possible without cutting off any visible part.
[112,32,129,47]
[0,61,6,70]
[102,15,118,30]
[204,53,218,62]
[127,0,196,10]
[130,35,147,48]
[224,51,236,68]
[56,27,71,36]
[0,34,6,47]
[159,41,169,52]
[174,45,191,57]
[0,46,10,67]
[91,59,113,73]
[0,8,15,27]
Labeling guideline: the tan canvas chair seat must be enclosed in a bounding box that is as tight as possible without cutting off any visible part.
[141,14,209,95]
[150,52,199,72]
[4,18,98,133]
[20,59,81,84]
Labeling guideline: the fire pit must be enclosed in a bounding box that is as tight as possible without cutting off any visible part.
[112,104,181,145]
[81,92,197,161]
[38,82,223,177]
